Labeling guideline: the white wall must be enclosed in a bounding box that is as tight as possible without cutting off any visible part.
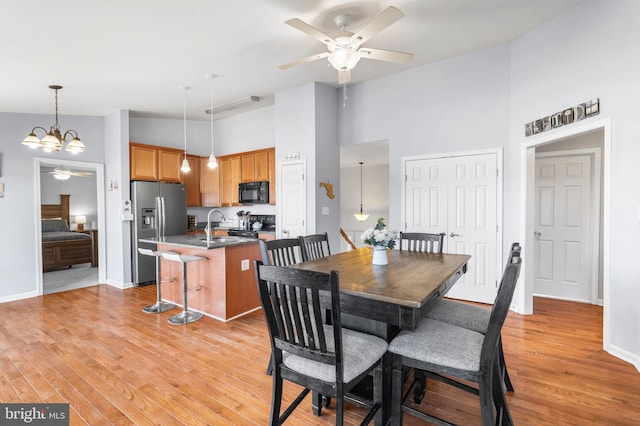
[0,113,105,301]
[509,0,640,364]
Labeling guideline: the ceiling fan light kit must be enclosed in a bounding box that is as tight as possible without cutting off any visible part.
[280,6,413,84]
[22,85,86,154]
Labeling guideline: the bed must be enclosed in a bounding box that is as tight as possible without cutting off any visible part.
[41,194,95,271]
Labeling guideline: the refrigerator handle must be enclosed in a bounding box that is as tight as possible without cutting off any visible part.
[161,197,166,238]
[155,196,162,238]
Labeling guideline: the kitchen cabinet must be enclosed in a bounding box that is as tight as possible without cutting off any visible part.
[130,143,158,180]
[158,148,183,182]
[130,142,183,183]
[200,157,221,207]
[182,154,201,206]
[219,155,241,206]
[240,149,270,183]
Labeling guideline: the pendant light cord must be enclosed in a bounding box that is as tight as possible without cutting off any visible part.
[359,161,364,214]
[183,88,188,155]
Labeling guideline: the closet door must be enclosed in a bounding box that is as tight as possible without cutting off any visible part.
[404,153,499,304]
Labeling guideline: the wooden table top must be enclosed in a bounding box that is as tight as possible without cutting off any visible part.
[293,248,471,309]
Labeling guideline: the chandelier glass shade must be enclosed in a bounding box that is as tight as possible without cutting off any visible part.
[22,85,86,153]
[353,161,369,222]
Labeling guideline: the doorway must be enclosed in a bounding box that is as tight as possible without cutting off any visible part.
[521,118,610,350]
[35,157,106,295]
[533,149,601,303]
[402,149,503,304]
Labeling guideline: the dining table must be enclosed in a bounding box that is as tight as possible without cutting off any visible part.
[292,247,471,424]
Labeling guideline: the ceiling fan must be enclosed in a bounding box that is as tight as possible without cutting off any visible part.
[279,6,413,84]
[42,167,94,180]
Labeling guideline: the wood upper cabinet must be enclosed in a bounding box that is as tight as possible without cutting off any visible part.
[130,143,158,180]
[130,142,183,183]
[158,148,183,182]
[182,154,201,206]
[240,149,271,183]
[200,157,221,207]
[241,153,255,182]
[219,155,241,206]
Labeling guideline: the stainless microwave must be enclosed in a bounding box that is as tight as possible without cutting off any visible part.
[239,181,269,204]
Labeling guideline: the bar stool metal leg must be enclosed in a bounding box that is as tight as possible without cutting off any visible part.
[162,252,205,325]
[138,248,176,314]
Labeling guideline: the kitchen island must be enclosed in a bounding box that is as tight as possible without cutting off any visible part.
[139,235,263,322]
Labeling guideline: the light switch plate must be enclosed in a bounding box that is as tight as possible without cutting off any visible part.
[241,259,250,271]
[321,206,329,215]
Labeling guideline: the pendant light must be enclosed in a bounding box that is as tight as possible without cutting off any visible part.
[180,86,191,173]
[353,161,369,222]
[206,74,218,169]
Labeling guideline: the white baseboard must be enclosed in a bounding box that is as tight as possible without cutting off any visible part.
[606,343,640,373]
[105,279,133,289]
[0,290,39,304]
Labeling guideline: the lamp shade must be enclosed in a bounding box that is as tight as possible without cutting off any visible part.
[75,215,86,225]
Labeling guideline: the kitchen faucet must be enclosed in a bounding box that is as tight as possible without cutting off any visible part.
[205,209,226,243]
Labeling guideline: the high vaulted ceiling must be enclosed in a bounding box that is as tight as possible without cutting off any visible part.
[2,0,584,121]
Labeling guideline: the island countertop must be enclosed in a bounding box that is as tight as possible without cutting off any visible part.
[139,234,259,250]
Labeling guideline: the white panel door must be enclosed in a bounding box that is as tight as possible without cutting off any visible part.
[404,153,499,304]
[279,161,306,239]
[534,154,592,302]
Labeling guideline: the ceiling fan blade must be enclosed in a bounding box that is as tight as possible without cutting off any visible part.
[285,18,336,46]
[338,69,351,85]
[279,52,330,69]
[349,6,404,47]
[358,47,413,63]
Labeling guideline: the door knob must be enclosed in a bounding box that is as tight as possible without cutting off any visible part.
[282,229,289,235]
[534,231,542,238]
[449,232,460,238]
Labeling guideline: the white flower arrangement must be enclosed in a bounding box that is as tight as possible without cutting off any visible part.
[361,217,397,249]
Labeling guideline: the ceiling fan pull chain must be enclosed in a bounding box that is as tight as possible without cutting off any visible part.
[343,83,347,108]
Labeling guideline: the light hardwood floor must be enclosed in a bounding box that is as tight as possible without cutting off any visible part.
[0,285,638,425]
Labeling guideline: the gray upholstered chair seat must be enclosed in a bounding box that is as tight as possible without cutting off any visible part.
[283,325,388,383]
[389,318,484,372]
[425,298,490,334]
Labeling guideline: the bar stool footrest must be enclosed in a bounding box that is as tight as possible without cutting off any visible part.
[168,310,203,324]
[143,301,176,314]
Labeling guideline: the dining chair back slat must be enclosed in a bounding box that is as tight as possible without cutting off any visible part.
[399,232,445,253]
[299,232,331,261]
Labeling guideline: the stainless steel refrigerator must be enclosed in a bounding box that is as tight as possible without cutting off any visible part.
[131,181,187,286]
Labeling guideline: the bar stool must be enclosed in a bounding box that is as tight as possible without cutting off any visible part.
[137,248,177,314]
[161,252,206,324]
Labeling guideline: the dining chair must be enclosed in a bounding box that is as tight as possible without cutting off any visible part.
[259,238,304,376]
[388,249,522,426]
[260,238,303,267]
[398,232,446,253]
[299,232,331,261]
[255,261,387,425]
[424,242,521,395]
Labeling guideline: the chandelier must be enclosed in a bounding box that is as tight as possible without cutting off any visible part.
[21,85,86,153]
[353,162,370,222]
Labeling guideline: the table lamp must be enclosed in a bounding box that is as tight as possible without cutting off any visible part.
[75,215,86,231]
